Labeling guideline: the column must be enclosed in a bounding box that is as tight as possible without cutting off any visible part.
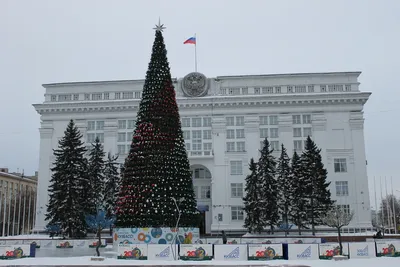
[278,114,294,153]
[103,119,118,155]
[245,115,260,160]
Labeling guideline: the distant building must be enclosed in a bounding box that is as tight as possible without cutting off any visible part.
[0,168,37,236]
[33,71,372,234]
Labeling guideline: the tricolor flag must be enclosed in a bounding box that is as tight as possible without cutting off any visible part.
[183,37,196,45]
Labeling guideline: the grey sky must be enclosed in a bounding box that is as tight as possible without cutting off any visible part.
[1,0,399,206]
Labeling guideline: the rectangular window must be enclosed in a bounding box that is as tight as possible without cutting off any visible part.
[127,120,135,129]
[260,128,268,138]
[220,88,227,95]
[183,131,190,140]
[118,120,126,129]
[230,161,243,175]
[236,116,244,126]
[241,87,248,94]
[262,86,274,94]
[92,93,102,100]
[192,130,202,139]
[270,128,279,138]
[320,85,327,92]
[182,118,190,127]
[337,204,350,215]
[236,141,245,152]
[236,129,245,139]
[122,92,134,99]
[293,128,302,137]
[192,118,202,127]
[200,186,211,199]
[336,181,349,196]
[87,121,95,131]
[271,141,279,151]
[254,87,260,94]
[231,206,244,221]
[260,116,268,125]
[117,145,126,154]
[226,129,235,139]
[87,133,95,143]
[192,139,202,151]
[226,117,234,126]
[231,183,243,198]
[193,186,198,199]
[96,133,104,142]
[203,117,212,127]
[226,142,235,152]
[275,86,281,93]
[228,88,241,95]
[295,85,306,93]
[203,143,212,151]
[334,158,347,173]
[270,115,278,125]
[345,84,352,91]
[303,115,311,124]
[73,94,79,100]
[185,143,191,150]
[135,91,141,98]
[58,94,72,101]
[303,127,312,137]
[292,115,301,124]
[203,130,212,140]
[51,95,57,101]
[104,93,109,100]
[294,140,302,151]
[84,94,90,100]
[96,121,104,130]
[287,86,293,93]
[115,92,121,99]
[118,133,126,142]
[308,85,315,92]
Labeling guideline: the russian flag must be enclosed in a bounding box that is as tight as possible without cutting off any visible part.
[184,37,196,45]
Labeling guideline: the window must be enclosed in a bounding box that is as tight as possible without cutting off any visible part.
[231,206,244,221]
[87,133,95,143]
[231,183,243,198]
[118,120,126,129]
[236,129,245,139]
[292,115,301,124]
[203,130,211,139]
[241,87,248,94]
[58,94,72,101]
[185,143,191,150]
[294,140,302,151]
[115,92,121,99]
[220,88,227,95]
[203,143,212,151]
[51,95,57,101]
[192,118,202,127]
[117,145,126,154]
[226,117,234,126]
[127,120,135,129]
[254,87,260,94]
[183,131,190,140]
[230,161,242,175]
[96,121,104,130]
[92,93,102,100]
[270,128,278,138]
[236,116,244,126]
[135,91,141,98]
[227,142,235,152]
[287,86,293,93]
[236,141,245,152]
[308,85,314,92]
[193,186,198,199]
[122,92,134,99]
[182,118,190,127]
[337,205,350,215]
[262,86,274,94]
[96,133,104,142]
[104,93,109,100]
[226,129,235,139]
[203,117,212,127]
[192,168,212,179]
[303,114,311,124]
[303,127,312,137]
[192,130,202,151]
[73,94,79,100]
[271,141,279,151]
[192,130,201,139]
[295,85,306,93]
[293,128,302,137]
[118,133,126,142]
[275,86,281,93]
[336,181,349,196]
[345,84,352,91]
[200,186,211,199]
[334,158,347,173]
[320,85,327,92]
[260,116,268,125]
[87,121,95,131]
[228,88,240,95]
[260,128,268,138]
[270,115,278,125]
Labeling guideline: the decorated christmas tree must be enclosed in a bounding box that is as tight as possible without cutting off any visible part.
[115,21,199,228]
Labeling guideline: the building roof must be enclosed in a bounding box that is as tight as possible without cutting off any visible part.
[0,171,37,184]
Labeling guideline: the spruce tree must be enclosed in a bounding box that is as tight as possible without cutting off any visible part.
[45,120,88,237]
[115,22,198,228]
[86,137,106,214]
[276,144,292,236]
[103,153,120,219]
[243,158,264,233]
[301,136,334,235]
[258,138,279,233]
[289,151,308,235]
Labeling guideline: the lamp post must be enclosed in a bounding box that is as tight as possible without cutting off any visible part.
[170,197,184,260]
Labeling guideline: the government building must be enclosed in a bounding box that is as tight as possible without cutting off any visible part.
[33,71,372,234]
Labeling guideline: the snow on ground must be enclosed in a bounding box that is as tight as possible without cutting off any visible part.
[0,234,61,240]
[0,257,398,266]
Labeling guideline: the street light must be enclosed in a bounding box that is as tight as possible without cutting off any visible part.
[170,197,184,260]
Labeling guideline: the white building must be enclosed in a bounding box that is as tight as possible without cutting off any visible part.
[33,71,372,234]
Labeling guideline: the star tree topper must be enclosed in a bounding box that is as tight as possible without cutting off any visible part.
[153,18,166,32]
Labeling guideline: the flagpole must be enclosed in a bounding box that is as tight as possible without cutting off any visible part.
[391,176,397,234]
[194,33,197,72]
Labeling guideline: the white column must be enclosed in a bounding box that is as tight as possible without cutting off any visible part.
[244,115,260,160]
[103,119,118,155]
[278,114,294,154]
[33,123,54,232]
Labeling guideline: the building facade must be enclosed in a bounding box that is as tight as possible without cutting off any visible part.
[0,168,37,236]
[33,71,372,234]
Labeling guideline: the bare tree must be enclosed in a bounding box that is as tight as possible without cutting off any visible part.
[322,206,354,255]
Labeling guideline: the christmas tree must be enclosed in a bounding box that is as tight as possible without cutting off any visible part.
[258,138,279,233]
[276,144,292,235]
[103,153,120,219]
[115,21,198,228]
[45,120,88,237]
[301,136,334,235]
[243,158,264,233]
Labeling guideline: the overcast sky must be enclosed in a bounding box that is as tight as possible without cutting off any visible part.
[1,0,399,207]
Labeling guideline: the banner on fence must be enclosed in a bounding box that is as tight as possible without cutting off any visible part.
[287,244,319,260]
[348,242,376,258]
[0,245,32,259]
[114,228,200,244]
[248,244,283,260]
[117,244,147,260]
[147,244,177,261]
[179,244,213,261]
[214,245,247,261]
[319,243,349,259]
[88,239,107,248]
[55,240,73,248]
[376,241,400,257]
